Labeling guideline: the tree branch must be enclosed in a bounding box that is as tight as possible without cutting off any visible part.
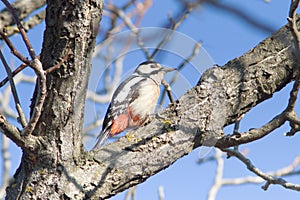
[221,156,300,186]
[159,41,201,106]
[0,50,27,127]
[0,30,30,65]
[203,0,275,33]
[1,0,46,136]
[0,134,11,199]
[207,149,224,200]
[0,115,24,148]
[149,4,195,60]
[0,63,27,88]
[1,0,37,60]
[215,111,286,148]
[4,10,46,37]
[81,15,299,199]
[288,0,300,53]
[222,148,300,191]
[0,0,45,29]
[21,59,46,136]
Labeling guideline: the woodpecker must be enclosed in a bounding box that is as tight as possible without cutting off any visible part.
[92,61,175,149]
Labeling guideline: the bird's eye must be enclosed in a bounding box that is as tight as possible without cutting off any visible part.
[150,64,157,68]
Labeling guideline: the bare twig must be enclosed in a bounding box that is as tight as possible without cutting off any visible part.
[86,90,112,103]
[0,72,35,120]
[0,0,46,28]
[149,4,194,60]
[286,0,300,111]
[4,10,46,37]
[0,30,30,65]
[207,149,224,200]
[197,155,217,164]
[288,0,300,53]
[0,115,25,148]
[45,50,71,74]
[1,0,37,60]
[21,59,46,136]
[285,0,300,135]
[232,114,244,151]
[0,0,46,136]
[125,186,136,200]
[233,115,243,135]
[285,110,300,136]
[135,31,151,60]
[206,151,300,198]
[106,4,151,59]
[107,1,152,60]
[158,186,164,200]
[84,119,103,134]
[222,148,300,191]
[0,134,11,199]
[121,0,138,10]
[203,0,275,33]
[215,111,287,148]
[159,41,201,106]
[222,156,300,186]
[0,50,27,127]
[86,57,124,104]
[161,80,175,104]
[285,75,300,135]
[135,0,152,26]
[0,63,27,88]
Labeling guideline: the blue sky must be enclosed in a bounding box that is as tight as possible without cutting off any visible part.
[0,1,299,200]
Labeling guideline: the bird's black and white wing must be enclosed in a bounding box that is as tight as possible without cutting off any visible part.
[92,76,146,149]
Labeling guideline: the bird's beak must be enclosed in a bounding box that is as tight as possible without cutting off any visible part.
[162,67,176,73]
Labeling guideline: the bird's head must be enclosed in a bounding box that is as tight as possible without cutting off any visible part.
[134,61,175,84]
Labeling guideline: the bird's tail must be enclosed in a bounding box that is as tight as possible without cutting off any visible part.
[91,130,110,150]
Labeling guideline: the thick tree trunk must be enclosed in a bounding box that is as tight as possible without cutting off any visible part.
[5,1,103,199]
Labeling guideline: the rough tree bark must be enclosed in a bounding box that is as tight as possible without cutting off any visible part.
[5,0,103,199]
[2,2,299,200]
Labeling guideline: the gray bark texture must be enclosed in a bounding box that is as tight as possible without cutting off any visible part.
[5,0,102,199]
[3,1,299,200]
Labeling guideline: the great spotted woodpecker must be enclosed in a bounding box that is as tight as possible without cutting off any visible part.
[92,61,175,149]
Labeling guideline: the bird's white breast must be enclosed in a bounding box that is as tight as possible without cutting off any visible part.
[130,80,160,117]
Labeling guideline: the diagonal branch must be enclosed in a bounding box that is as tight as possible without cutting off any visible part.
[0,63,27,88]
[1,0,37,60]
[221,156,300,186]
[159,41,201,106]
[207,149,224,200]
[21,59,46,136]
[149,5,194,60]
[106,4,151,59]
[215,111,286,148]
[82,15,299,199]
[203,0,275,33]
[0,0,46,136]
[222,148,300,191]
[288,0,300,53]
[0,133,11,199]
[4,10,46,37]
[0,50,27,127]
[0,0,46,28]
[0,30,30,65]
[0,115,24,148]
